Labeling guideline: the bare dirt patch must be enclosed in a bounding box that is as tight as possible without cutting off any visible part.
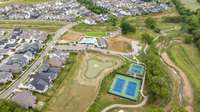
[107,36,132,53]
[61,31,83,42]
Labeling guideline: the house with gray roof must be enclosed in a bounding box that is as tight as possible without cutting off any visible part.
[27,69,59,93]
[48,57,63,68]
[0,72,12,83]
[28,76,50,93]
[16,42,41,54]
[24,51,34,61]
[0,63,22,73]
[38,63,50,73]
[97,38,107,48]
[12,91,36,109]
[7,54,28,67]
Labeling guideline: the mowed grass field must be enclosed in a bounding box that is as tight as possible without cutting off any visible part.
[168,43,200,112]
[0,20,65,32]
[85,31,106,37]
[72,23,118,33]
[180,0,200,10]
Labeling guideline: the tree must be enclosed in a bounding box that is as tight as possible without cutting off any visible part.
[108,15,118,26]
[77,0,108,14]
[162,16,182,23]
[141,33,153,44]
[184,35,193,44]
[145,106,164,112]
[0,100,39,112]
[145,17,160,33]
[145,17,157,29]
[172,104,187,112]
[120,20,136,34]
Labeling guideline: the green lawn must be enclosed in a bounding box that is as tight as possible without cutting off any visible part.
[72,23,118,33]
[0,20,65,32]
[85,31,106,37]
[180,0,200,10]
[168,43,200,112]
[0,82,11,91]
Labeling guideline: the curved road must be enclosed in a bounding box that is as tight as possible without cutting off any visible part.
[0,22,77,99]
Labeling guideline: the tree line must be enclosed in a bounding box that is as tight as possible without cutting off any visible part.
[172,0,200,51]
[77,0,108,14]
[139,45,171,105]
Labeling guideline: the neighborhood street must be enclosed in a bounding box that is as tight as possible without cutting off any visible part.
[0,22,77,99]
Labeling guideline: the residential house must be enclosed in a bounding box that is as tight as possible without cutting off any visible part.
[24,51,34,61]
[0,63,22,73]
[7,54,28,67]
[0,72,12,83]
[27,75,50,93]
[12,91,36,109]
[48,56,63,68]
[97,38,107,48]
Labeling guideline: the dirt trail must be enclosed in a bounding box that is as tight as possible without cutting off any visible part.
[161,53,193,112]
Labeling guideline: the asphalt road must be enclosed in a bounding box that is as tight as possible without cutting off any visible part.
[0,22,77,99]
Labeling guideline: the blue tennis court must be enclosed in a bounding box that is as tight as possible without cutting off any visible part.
[128,63,144,75]
[126,82,137,96]
[109,74,141,101]
[113,78,125,93]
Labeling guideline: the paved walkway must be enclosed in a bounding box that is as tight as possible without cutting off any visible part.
[101,96,147,112]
